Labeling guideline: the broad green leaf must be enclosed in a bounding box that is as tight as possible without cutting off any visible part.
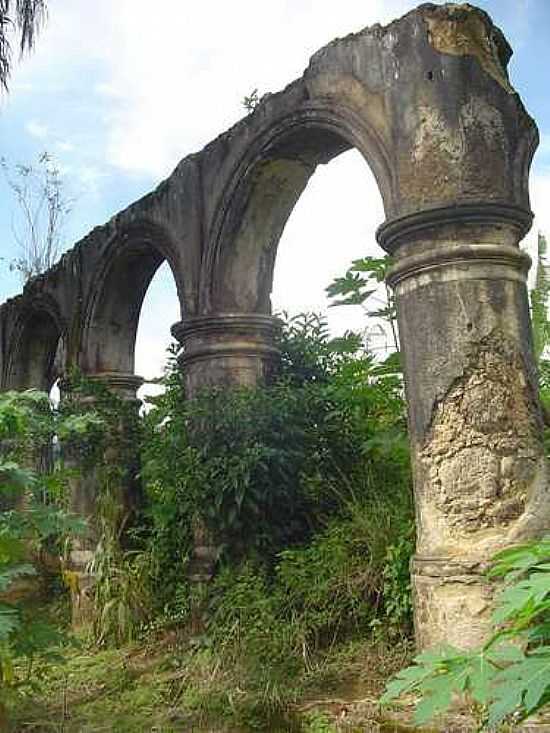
[380,664,431,703]
[487,687,523,729]
[0,605,21,640]
[468,652,495,704]
[415,675,453,725]
[491,648,550,721]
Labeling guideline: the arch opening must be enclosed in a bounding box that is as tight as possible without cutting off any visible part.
[82,225,184,379]
[135,261,180,404]
[272,147,387,344]
[208,113,391,321]
[8,309,63,391]
[209,115,391,353]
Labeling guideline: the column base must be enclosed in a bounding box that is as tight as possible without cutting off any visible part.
[412,556,494,650]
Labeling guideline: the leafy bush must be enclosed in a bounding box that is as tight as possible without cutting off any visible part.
[58,372,152,644]
[191,484,413,723]
[139,314,410,616]
[1,313,414,727]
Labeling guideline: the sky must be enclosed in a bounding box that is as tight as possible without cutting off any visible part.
[0,0,549,388]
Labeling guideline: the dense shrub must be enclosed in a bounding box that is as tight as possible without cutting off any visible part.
[139,314,411,617]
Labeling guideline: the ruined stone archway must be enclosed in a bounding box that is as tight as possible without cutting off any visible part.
[0,3,545,651]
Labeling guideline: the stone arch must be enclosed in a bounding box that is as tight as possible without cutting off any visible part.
[203,103,392,314]
[5,295,65,391]
[81,219,185,375]
[0,2,544,650]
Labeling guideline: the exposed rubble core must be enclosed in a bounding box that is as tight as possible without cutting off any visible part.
[424,332,541,536]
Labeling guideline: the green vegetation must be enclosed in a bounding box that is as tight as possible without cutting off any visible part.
[2,311,416,730]
[11,631,411,731]
[326,255,398,351]
[0,388,98,725]
[381,538,550,730]
[6,237,550,730]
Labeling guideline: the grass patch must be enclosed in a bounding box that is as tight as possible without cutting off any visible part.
[12,631,413,732]
[12,492,415,732]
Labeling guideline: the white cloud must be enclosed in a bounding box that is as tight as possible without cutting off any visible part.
[531,173,550,234]
[75,165,107,190]
[25,120,48,139]
[135,262,180,380]
[538,133,550,157]
[12,81,34,92]
[530,170,550,247]
[56,141,75,153]
[272,149,384,337]
[10,0,417,180]
[93,82,123,99]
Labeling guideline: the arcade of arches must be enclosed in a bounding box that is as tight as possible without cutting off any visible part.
[0,3,546,651]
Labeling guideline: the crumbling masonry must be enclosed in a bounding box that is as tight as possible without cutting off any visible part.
[1,3,547,649]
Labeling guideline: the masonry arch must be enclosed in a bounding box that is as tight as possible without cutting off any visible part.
[5,297,65,391]
[81,220,185,376]
[203,104,392,315]
[271,147,386,338]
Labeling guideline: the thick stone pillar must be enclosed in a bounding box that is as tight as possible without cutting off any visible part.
[171,313,281,398]
[378,206,548,650]
[171,314,280,628]
[64,371,143,524]
[61,371,143,626]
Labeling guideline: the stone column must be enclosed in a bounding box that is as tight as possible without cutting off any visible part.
[171,313,281,398]
[61,371,143,626]
[378,204,549,650]
[171,314,281,629]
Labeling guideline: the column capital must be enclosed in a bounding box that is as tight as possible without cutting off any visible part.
[86,371,144,398]
[172,312,280,345]
[60,371,143,401]
[386,242,531,295]
[171,313,281,395]
[376,202,533,255]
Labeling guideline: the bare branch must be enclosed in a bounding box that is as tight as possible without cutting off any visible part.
[2,151,72,283]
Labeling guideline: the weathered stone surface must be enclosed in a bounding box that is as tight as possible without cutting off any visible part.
[0,3,545,652]
[172,314,281,396]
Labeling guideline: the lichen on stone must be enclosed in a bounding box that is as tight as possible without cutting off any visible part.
[424,5,514,93]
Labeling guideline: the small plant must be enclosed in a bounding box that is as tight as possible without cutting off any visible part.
[326,255,399,353]
[60,372,153,645]
[381,530,415,637]
[381,536,550,729]
[242,87,261,112]
[303,710,338,732]
[141,314,409,575]
[530,232,550,365]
